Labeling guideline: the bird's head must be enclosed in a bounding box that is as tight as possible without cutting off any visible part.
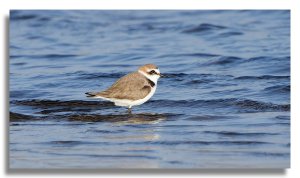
[138,64,163,83]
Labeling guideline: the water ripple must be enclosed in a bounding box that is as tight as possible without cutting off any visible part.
[182,23,227,33]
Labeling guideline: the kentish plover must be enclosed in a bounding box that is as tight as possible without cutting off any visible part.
[85,64,162,113]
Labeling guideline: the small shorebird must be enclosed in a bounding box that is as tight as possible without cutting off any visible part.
[85,64,162,113]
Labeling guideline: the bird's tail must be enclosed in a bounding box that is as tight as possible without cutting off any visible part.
[85,92,111,101]
[85,92,98,98]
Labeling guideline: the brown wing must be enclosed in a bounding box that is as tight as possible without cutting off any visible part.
[98,72,151,100]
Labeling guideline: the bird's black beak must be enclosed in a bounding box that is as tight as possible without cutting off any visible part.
[159,73,164,77]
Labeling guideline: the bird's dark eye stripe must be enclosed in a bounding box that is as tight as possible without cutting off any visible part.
[149,70,157,75]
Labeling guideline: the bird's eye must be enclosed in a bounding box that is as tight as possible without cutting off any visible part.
[149,70,156,75]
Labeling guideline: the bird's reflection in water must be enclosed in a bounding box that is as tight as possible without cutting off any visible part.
[71,113,166,142]
[112,113,165,141]
[68,113,167,124]
[114,114,166,125]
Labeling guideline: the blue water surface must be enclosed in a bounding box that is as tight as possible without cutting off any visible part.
[9,10,290,168]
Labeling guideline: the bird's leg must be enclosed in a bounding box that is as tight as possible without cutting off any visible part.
[127,107,132,115]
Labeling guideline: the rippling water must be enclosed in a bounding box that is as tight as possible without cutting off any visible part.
[9,10,290,168]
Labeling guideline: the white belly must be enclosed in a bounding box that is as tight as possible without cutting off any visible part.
[110,86,157,108]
